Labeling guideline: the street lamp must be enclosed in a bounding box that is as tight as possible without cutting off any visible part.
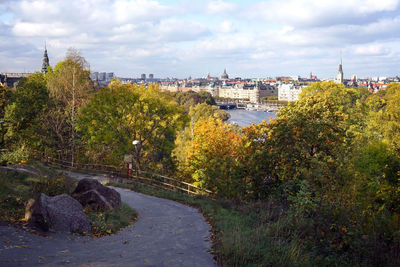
[0,121,4,148]
[132,140,140,146]
[132,140,140,178]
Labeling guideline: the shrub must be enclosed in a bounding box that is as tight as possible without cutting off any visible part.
[0,145,30,164]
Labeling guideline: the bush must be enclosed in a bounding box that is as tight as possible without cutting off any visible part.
[0,145,30,164]
[29,176,77,197]
[87,203,138,236]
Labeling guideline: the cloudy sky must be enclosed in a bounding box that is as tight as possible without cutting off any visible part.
[0,0,399,79]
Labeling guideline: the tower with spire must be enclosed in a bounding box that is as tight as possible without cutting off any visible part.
[41,43,50,74]
[335,55,344,84]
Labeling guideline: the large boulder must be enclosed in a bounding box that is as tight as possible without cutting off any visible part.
[72,178,121,211]
[26,193,91,233]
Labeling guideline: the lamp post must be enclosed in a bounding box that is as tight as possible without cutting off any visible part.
[0,121,4,148]
[132,140,140,179]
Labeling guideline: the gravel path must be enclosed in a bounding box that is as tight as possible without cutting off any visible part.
[0,171,217,266]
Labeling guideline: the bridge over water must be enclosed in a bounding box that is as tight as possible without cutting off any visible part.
[216,102,237,109]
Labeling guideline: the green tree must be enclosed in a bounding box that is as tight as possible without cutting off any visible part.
[248,82,370,199]
[172,90,216,111]
[77,81,187,171]
[46,48,94,162]
[198,91,216,105]
[188,102,229,122]
[0,84,12,119]
[3,73,50,151]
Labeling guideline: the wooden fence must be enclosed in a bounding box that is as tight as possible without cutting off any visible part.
[45,157,213,196]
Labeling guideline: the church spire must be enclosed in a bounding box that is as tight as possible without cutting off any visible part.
[335,53,344,84]
[220,68,229,80]
[41,42,50,74]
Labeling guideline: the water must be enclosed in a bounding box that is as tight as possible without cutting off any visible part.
[227,109,277,127]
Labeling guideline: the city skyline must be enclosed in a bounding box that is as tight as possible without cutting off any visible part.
[1,0,399,79]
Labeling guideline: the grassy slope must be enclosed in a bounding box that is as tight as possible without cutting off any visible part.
[108,182,316,267]
[0,163,137,236]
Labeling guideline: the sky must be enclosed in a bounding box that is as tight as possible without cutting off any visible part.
[0,0,399,79]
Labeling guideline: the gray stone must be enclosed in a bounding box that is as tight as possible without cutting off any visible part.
[24,198,35,221]
[72,178,121,211]
[27,193,91,233]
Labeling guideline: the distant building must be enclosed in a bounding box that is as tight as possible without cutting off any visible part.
[218,82,276,103]
[278,83,304,101]
[90,72,99,81]
[106,72,114,81]
[0,45,47,86]
[310,72,318,80]
[41,45,50,74]
[0,73,32,88]
[149,74,154,79]
[141,74,146,80]
[98,72,106,81]
[335,59,344,84]
[220,69,229,80]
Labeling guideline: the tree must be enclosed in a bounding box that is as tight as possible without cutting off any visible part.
[0,84,12,119]
[3,73,50,151]
[355,83,400,213]
[173,103,230,169]
[177,117,245,198]
[247,82,371,200]
[46,48,94,162]
[77,81,187,171]
[188,102,229,122]
[366,83,400,147]
[198,91,216,105]
[241,120,278,199]
[172,90,216,111]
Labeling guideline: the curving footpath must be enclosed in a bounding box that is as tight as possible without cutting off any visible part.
[0,172,217,266]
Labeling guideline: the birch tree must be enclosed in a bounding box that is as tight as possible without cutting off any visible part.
[46,48,93,163]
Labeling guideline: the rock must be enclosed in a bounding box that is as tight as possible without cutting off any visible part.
[72,178,121,211]
[27,193,91,233]
[25,198,35,221]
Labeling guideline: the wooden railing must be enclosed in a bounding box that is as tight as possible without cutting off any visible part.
[46,157,124,177]
[45,157,213,196]
[130,170,213,196]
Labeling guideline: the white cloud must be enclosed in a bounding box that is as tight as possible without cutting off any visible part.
[156,18,209,42]
[12,22,73,37]
[0,0,400,78]
[247,0,399,27]
[353,44,390,55]
[217,20,234,33]
[207,0,237,15]
[112,0,172,23]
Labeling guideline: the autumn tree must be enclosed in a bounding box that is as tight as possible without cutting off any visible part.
[77,81,187,171]
[348,83,400,213]
[177,117,246,198]
[46,48,94,162]
[173,103,230,169]
[366,83,400,146]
